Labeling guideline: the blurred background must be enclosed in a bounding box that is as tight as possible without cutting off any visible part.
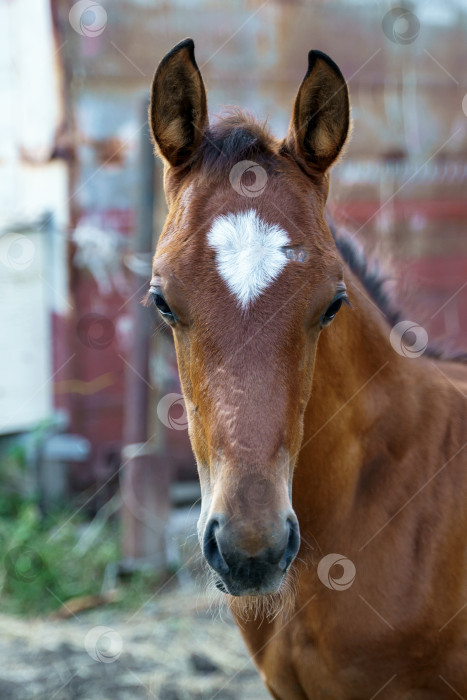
[0,0,466,698]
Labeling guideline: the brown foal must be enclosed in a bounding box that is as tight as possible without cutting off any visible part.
[147,39,467,699]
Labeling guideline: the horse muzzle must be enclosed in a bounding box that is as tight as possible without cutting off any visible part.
[202,513,300,596]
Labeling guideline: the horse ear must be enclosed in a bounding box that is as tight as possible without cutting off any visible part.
[284,50,350,174]
[149,38,208,167]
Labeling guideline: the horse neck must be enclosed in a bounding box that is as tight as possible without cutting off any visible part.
[294,268,426,541]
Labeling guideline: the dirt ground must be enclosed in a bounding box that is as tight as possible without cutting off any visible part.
[0,583,270,700]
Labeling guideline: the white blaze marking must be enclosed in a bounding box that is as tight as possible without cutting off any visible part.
[207,210,290,309]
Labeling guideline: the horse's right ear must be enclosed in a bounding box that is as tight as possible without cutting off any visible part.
[149,38,208,168]
[284,50,350,174]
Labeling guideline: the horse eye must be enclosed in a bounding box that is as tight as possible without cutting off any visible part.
[152,291,176,322]
[321,296,346,327]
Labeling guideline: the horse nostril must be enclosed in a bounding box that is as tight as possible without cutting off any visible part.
[279,518,300,572]
[203,518,230,575]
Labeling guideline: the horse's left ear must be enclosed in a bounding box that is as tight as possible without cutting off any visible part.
[284,50,350,174]
[149,38,208,168]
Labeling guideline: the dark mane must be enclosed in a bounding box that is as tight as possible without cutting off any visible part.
[194,112,466,363]
[329,224,401,328]
[194,109,277,176]
[330,224,467,362]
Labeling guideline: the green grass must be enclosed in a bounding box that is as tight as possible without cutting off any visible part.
[0,442,175,617]
[0,501,114,616]
[0,499,173,617]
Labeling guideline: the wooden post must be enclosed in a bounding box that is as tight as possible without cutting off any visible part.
[120,102,169,569]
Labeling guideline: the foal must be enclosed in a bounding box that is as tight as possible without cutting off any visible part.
[148,39,467,699]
